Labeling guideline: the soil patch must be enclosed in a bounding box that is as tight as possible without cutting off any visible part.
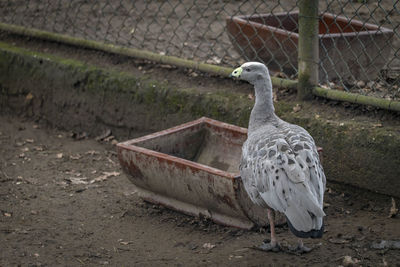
[1,115,399,266]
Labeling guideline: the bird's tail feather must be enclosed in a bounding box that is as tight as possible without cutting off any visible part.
[286,217,324,238]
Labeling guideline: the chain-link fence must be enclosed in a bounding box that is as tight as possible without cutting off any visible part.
[0,0,399,100]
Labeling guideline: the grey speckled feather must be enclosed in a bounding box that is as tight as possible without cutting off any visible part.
[235,62,326,234]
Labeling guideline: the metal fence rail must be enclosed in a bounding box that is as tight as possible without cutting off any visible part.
[0,0,399,100]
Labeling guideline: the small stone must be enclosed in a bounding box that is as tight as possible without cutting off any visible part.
[25,93,34,101]
[69,154,82,160]
[292,104,302,112]
[202,243,216,249]
[190,71,199,77]
[389,197,398,218]
[342,255,360,266]
[356,80,366,87]
[190,244,198,250]
[111,140,118,145]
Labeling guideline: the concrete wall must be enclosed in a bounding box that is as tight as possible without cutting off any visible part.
[1,41,399,197]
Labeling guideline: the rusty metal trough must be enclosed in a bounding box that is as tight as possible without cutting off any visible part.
[117,117,273,229]
[226,11,393,82]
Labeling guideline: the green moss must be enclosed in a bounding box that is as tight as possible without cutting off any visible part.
[1,40,400,197]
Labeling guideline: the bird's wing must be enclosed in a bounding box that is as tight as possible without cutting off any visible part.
[240,124,326,232]
[240,139,269,208]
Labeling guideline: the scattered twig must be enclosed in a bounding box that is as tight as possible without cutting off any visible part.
[75,257,86,265]
[106,157,117,166]
[95,129,112,141]
[90,171,120,184]
[0,169,10,180]
[71,132,88,141]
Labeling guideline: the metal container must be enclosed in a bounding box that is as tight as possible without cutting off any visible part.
[226,11,393,82]
[117,117,278,229]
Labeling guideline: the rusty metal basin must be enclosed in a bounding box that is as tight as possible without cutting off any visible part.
[226,11,393,82]
[117,117,275,229]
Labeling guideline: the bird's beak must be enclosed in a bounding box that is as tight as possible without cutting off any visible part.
[230,67,242,78]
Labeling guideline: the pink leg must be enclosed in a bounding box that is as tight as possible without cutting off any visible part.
[267,208,277,246]
[258,208,280,251]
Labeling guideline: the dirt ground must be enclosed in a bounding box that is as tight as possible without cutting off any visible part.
[0,114,399,267]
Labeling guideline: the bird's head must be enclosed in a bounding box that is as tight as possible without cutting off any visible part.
[230,62,270,85]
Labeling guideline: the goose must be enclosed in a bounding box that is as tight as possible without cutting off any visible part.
[230,62,326,253]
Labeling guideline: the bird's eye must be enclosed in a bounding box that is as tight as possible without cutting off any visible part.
[245,68,251,72]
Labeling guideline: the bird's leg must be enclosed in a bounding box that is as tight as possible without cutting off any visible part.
[268,209,277,246]
[289,238,313,254]
[258,208,281,252]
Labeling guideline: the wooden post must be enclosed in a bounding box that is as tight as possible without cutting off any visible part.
[298,0,319,100]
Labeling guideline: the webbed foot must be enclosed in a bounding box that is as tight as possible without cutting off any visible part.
[257,239,281,252]
[288,243,313,254]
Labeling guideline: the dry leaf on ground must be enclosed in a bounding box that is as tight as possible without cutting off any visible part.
[90,171,120,184]
[389,197,398,218]
[69,154,82,160]
[293,104,302,112]
[202,243,216,249]
[342,255,360,266]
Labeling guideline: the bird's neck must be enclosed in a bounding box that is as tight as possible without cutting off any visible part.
[249,78,278,132]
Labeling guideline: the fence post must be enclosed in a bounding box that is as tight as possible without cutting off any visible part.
[298,0,319,100]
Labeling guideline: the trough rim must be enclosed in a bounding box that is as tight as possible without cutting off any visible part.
[117,117,247,180]
[228,11,393,40]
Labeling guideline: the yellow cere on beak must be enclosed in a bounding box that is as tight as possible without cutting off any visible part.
[230,67,242,78]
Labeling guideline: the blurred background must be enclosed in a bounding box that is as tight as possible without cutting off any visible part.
[1,0,399,99]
